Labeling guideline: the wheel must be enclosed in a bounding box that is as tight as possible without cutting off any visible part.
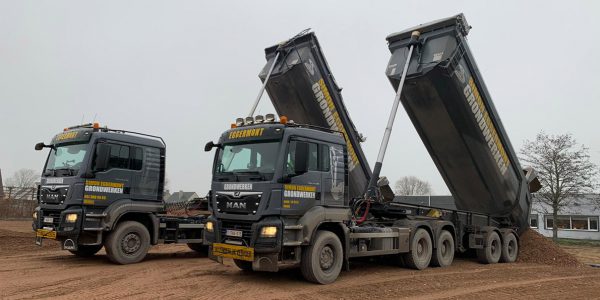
[233,259,253,271]
[187,243,209,256]
[500,232,518,263]
[300,230,343,284]
[68,244,103,257]
[403,228,432,270]
[431,230,454,267]
[477,231,501,264]
[105,221,151,265]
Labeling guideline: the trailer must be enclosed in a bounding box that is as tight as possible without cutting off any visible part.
[204,14,539,284]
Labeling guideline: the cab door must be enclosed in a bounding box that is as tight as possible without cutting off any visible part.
[282,139,322,213]
[87,141,132,207]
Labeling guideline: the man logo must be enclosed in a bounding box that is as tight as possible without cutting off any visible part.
[226,202,246,209]
[233,191,241,198]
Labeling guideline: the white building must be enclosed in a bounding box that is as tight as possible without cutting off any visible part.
[529,194,600,240]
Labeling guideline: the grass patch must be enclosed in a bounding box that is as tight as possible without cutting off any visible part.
[556,238,600,247]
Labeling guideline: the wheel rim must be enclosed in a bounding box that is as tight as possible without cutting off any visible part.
[417,238,428,259]
[508,239,517,257]
[441,240,450,257]
[121,232,142,255]
[491,238,500,256]
[319,245,335,271]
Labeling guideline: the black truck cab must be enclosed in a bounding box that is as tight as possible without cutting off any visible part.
[33,124,206,264]
[205,120,353,272]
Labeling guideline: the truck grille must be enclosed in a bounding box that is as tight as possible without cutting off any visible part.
[215,193,260,215]
[220,221,253,244]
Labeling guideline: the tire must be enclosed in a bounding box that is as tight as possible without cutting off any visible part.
[68,244,103,257]
[477,231,501,264]
[233,259,253,271]
[403,228,432,270]
[431,230,454,267]
[105,221,151,265]
[187,243,209,256]
[500,232,518,263]
[300,230,343,284]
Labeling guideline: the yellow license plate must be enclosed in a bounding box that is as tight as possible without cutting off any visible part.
[36,229,57,239]
[212,243,254,261]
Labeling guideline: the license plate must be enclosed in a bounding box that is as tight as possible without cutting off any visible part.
[226,229,243,237]
[44,217,54,223]
[212,243,254,261]
[36,229,57,239]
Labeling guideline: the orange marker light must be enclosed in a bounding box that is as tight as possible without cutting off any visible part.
[231,123,237,128]
[93,122,100,129]
[280,116,288,124]
[63,128,68,131]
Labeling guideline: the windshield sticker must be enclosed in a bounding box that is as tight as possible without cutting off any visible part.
[55,131,78,141]
[228,128,265,139]
[223,183,253,190]
[84,180,124,194]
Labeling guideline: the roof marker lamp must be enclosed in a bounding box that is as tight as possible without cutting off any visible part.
[265,114,275,122]
[235,118,244,127]
[280,115,288,124]
[244,117,254,125]
[255,115,264,123]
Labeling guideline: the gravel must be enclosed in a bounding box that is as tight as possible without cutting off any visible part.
[517,229,582,267]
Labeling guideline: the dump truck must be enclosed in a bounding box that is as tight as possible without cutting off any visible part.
[32,123,207,264]
[204,14,539,284]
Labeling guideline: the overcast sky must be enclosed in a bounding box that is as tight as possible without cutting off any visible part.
[1,0,599,195]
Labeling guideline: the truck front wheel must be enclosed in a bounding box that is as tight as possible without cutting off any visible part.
[233,259,253,271]
[105,221,151,265]
[403,228,432,270]
[187,243,209,256]
[68,244,103,257]
[301,230,343,284]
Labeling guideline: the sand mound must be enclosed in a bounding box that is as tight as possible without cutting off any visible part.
[517,229,581,267]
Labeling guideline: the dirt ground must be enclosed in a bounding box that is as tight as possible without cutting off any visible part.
[1,220,600,300]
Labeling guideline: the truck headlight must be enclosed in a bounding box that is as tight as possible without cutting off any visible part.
[205,221,214,232]
[65,213,78,223]
[32,211,38,220]
[260,226,277,238]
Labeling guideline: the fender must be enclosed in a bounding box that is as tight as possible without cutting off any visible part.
[99,199,163,244]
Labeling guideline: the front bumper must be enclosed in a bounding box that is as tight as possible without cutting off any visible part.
[206,216,287,271]
[33,206,102,250]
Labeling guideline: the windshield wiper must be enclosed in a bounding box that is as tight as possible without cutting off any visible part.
[44,169,56,177]
[233,171,266,181]
[55,167,76,176]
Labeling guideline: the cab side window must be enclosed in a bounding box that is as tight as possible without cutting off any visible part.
[286,140,329,175]
[109,145,129,169]
[106,144,144,170]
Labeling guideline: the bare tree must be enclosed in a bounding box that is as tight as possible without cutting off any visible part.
[520,132,598,241]
[394,176,432,196]
[6,169,40,188]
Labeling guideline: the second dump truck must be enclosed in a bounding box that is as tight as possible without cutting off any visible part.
[205,14,540,284]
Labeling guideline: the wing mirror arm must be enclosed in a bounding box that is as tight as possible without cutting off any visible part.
[205,141,222,152]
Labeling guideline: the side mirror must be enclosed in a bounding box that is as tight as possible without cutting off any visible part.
[294,142,309,175]
[204,141,221,152]
[94,143,110,171]
[35,142,46,151]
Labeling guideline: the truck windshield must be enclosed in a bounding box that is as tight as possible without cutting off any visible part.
[44,143,88,176]
[215,141,280,181]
